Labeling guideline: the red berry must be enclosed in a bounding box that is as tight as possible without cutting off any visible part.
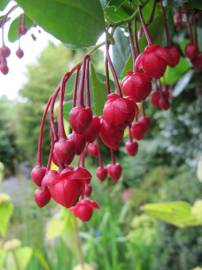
[121,71,151,102]
[69,106,92,134]
[96,166,108,181]
[139,116,151,133]
[54,139,75,165]
[151,90,161,108]
[103,94,135,128]
[82,184,92,197]
[41,170,60,187]
[31,165,46,186]
[84,116,101,143]
[166,46,180,67]
[87,143,98,157]
[125,141,138,156]
[49,173,83,209]
[135,44,168,79]
[191,52,202,69]
[131,122,145,140]
[99,118,124,150]
[70,199,99,222]
[0,46,10,58]
[185,43,198,60]
[108,163,122,182]
[0,64,9,75]
[34,187,51,208]
[16,48,24,59]
[159,96,170,110]
[68,132,86,155]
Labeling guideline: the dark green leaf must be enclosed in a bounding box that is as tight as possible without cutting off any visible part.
[91,64,107,115]
[16,0,105,47]
[188,0,202,9]
[8,15,33,42]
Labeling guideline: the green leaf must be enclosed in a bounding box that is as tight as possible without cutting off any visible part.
[8,15,33,43]
[16,0,105,47]
[34,250,51,270]
[104,0,136,24]
[91,64,107,115]
[0,0,8,10]
[112,28,130,77]
[144,201,202,228]
[5,247,32,270]
[163,57,191,85]
[172,70,193,97]
[0,194,14,237]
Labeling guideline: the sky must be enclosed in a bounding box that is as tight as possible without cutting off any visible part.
[0,2,59,100]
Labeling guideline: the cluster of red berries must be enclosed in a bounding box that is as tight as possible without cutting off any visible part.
[0,14,28,75]
[30,3,186,222]
[185,42,202,69]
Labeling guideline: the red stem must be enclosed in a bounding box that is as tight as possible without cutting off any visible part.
[128,126,133,142]
[50,86,60,142]
[105,38,111,95]
[128,22,137,71]
[106,41,122,96]
[73,65,81,107]
[46,130,55,170]
[138,5,153,45]
[36,96,52,166]
[58,66,78,139]
[78,55,89,106]
[160,0,171,47]
[110,148,116,165]
[85,56,91,107]
[134,19,139,56]
[96,140,104,167]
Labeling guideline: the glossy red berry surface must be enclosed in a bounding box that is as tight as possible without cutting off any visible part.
[54,139,75,165]
[121,71,151,102]
[0,46,11,58]
[125,141,138,156]
[68,132,85,155]
[34,187,51,208]
[31,165,46,186]
[69,106,92,134]
[87,143,99,157]
[16,48,24,59]
[108,163,122,182]
[84,116,101,143]
[131,122,146,140]
[166,46,180,67]
[70,199,99,222]
[103,94,135,128]
[96,166,108,181]
[185,43,198,60]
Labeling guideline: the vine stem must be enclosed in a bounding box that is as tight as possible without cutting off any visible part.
[128,22,137,71]
[105,37,111,94]
[138,5,153,45]
[36,96,52,166]
[105,36,122,96]
[160,0,171,47]
[110,149,116,165]
[74,217,85,270]
[73,65,81,107]
[85,56,91,107]
[58,66,78,139]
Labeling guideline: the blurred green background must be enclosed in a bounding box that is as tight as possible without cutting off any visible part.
[0,42,202,270]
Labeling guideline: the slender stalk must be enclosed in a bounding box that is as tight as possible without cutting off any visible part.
[96,139,104,167]
[78,56,89,106]
[128,22,136,70]
[128,126,133,142]
[138,5,153,45]
[36,96,52,166]
[105,38,122,96]
[110,149,116,165]
[73,65,81,107]
[105,37,111,95]
[85,56,91,107]
[160,0,171,47]
[134,18,139,55]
